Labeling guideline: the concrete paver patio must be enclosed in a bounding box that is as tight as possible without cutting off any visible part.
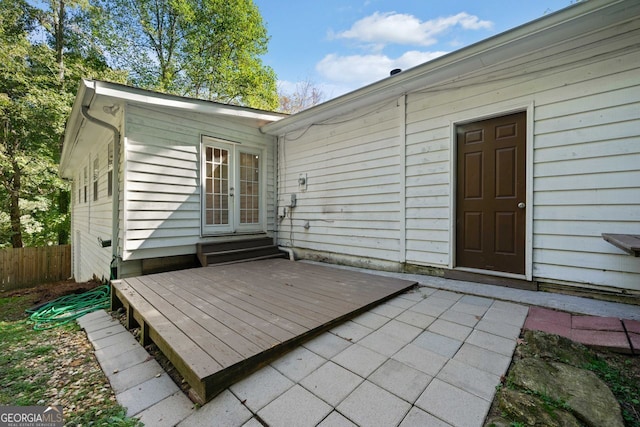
[78,264,639,427]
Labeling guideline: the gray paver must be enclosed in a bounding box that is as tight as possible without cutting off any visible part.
[395,310,436,329]
[91,329,138,350]
[303,332,352,359]
[483,305,529,328]
[397,291,426,302]
[93,337,141,360]
[87,324,125,343]
[475,317,522,339]
[358,330,407,357]
[136,391,194,427]
[399,407,453,427]
[412,330,462,358]
[317,411,358,427]
[411,297,455,317]
[300,361,363,406]
[378,319,423,343]
[241,418,263,427]
[77,310,108,327]
[330,321,373,342]
[332,343,387,378]
[450,301,490,317]
[117,373,179,417]
[108,359,165,393]
[431,290,463,301]
[387,296,419,309]
[271,346,326,382]
[351,312,390,330]
[466,329,517,357]
[179,390,251,427]
[392,343,448,376]
[337,381,412,427]
[437,359,500,401]
[369,302,406,318]
[369,358,432,403]
[82,317,120,333]
[415,379,491,427]
[229,365,294,412]
[95,344,151,375]
[428,318,473,341]
[439,309,481,327]
[453,343,512,377]
[459,295,494,307]
[258,385,332,427]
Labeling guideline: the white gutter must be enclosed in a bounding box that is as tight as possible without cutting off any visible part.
[90,80,287,123]
[261,0,632,136]
[80,104,121,279]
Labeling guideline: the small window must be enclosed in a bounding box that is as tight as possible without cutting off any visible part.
[93,157,99,201]
[83,166,88,203]
[107,142,114,197]
[78,173,81,203]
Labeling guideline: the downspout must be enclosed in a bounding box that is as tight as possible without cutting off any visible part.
[81,106,121,279]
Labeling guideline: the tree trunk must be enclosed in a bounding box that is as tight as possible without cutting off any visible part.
[55,0,65,85]
[57,189,69,245]
[10,159,23,248]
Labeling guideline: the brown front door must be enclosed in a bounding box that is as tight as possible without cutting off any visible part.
[456,112,526,275]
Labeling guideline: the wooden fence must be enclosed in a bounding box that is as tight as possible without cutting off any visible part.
[0,245,71,292]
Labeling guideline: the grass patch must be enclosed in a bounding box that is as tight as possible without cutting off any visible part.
[0,294,141,426]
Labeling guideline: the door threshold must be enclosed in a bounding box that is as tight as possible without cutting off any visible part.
[444,269,537,291]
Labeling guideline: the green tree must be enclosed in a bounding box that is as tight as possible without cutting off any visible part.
[0,0,126,248]
[0,0,70,247]
[89,0,278,109]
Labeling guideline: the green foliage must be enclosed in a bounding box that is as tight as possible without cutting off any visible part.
[0,0,126,248]
[89,0,278,109]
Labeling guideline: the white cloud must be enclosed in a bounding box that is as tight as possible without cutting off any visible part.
[316,50,448,87]
[334,11,492,48]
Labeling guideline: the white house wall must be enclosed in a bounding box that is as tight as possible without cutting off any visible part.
[122,103,277,262]
[277,22,640,293]
[71,126,115,282]
[277,100,403,267]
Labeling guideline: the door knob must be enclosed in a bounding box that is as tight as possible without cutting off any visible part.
[517,202,526,209]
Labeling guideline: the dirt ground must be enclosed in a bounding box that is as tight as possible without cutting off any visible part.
[3,279,102,305]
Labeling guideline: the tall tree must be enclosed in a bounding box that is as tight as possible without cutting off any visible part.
[0,0,69,247]
[0,0,125,248]
[89,0,278,109]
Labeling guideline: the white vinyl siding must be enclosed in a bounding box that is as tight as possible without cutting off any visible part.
[277,100,402,263]
[122,103,276,261]
[404,25,640,291]
[276,20,640,292]
[71,127,116,282]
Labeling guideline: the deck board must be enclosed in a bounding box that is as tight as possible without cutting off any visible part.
[111,258,416,403]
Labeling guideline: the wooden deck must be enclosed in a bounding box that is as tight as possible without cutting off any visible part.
[110,258,416,403]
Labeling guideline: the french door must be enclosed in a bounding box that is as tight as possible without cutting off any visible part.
[202,138,263,235]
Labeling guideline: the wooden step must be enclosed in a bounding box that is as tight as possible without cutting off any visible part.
[197,238,286,267]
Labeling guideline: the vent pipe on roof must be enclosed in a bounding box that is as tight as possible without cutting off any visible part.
[390,68,402,76]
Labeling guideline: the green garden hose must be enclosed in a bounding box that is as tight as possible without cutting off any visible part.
[26,285,111,330]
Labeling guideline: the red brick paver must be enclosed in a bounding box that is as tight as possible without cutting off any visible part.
[572,316,624,332]
[524,308,637,355]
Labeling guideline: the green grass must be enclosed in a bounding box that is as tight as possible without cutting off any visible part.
[0,294,141,426]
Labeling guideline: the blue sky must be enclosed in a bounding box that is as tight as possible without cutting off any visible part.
[254,0,575,100]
